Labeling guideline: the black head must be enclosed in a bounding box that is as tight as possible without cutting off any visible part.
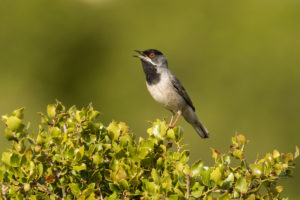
[134,49,168,68]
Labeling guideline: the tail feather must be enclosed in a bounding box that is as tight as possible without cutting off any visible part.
[182,107,210,139]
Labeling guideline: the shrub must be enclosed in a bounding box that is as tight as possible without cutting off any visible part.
[0,101,298,200]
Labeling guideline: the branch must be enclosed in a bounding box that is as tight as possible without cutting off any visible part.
[37,182,61,199]
[186,174,190,200]
[96,182,104,200]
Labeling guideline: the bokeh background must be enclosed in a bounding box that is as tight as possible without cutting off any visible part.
[0,0,299,198]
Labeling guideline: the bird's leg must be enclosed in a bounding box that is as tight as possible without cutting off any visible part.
[169,112,182,128]
[168,114,175,127]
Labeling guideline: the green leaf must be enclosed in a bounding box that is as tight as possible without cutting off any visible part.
[69,183,81,197]
[235,177,248,193]
[151,168,160,184]
[191,182,204,198]
[233,149,243,159]
[218,192,231,200]
[1,152,12,166]
[75,146,85,161]
[38,163,43,177]
[249,163,263,177]
[115,167,127,181]
[47,104,56,118]
[200,168,211,187]
[222,172,234,189]
[107,121,120,140]
[10,153,20,167]
[210,167,222,186]
[6,116,23,131]
[73,163,87,171]
[119,179,129,190]
[93,152,103,165]
[50,127,61,139]
[211,148,218,161]
[0,168,4,181]
[167,195,179,200]
[145,181,157,195]
[12,108,24,119]
[5,128,15,140]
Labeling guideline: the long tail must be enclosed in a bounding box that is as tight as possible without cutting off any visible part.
[182,107,210,138]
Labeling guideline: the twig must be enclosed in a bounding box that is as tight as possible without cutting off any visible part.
[37,182,61,199]
[61,185,66,200]
[1,184,8,200]
[186,174,190,200]
[96,182,104,200]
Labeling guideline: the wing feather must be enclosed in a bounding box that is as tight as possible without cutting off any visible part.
[170,74,195,111]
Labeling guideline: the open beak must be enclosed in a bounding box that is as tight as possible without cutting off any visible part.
[133,50,147,59]
[133,50,157,66]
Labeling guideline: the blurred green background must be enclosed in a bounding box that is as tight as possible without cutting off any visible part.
[0,0,299,198]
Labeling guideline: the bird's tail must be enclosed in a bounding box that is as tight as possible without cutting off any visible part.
[182,107,210,139]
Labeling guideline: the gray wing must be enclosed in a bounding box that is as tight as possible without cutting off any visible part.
[170,74,195,111]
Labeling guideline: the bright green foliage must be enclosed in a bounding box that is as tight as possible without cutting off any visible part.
[0,101,298,199]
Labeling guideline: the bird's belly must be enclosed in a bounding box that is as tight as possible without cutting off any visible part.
[146,81,185,112]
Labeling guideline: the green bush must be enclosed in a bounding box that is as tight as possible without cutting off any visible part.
[0,101,298,200]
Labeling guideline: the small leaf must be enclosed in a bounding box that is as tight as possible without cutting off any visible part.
[167,195,178,200]
[69,183,81,197]
[119,179,129,190]
[51,127,62,139]
[200,167,211,186]
[249,163,263,177]
[295,146,299,159]
[211,148,218,162]
[151,169,160,184]
[107,121,120,140]
[235,177,248,193]
[10,153,20,167]
[73,163,87,171]
[93,152,103,165]
[246,194,255,200]
[116,167,127,181]
[273,149,280,159]
[1,152,12,166]
[210,167,222,186]
[5,128,15,141]
[233,149,243,160]
[222,172,234,189]
[6,116,23,131]
[75,146,85,161]
[47,104,56,118]
[145,181,157,195]
[12,108,24,119]
[191,182,204,198]
[275,185,283,193]
[236,134,246,145]
[218,192,231,200]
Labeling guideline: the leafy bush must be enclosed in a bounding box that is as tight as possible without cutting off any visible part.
[0,101,298,200]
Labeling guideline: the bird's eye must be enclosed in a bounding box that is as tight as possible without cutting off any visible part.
[149,53,155,58]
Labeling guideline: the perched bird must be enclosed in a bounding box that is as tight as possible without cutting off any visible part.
[134,49,209,138]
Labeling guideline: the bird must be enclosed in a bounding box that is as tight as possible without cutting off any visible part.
[134,49,209,138]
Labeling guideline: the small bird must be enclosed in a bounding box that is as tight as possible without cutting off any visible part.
[134,49,209,138]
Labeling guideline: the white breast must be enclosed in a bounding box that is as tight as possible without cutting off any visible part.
[146,72,185,112]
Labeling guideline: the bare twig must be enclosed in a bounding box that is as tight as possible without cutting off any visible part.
[37,182,61,199]
[1,184,8,200]
[61,185,66,200]
[186,174,190,200]
[96,182,104,200]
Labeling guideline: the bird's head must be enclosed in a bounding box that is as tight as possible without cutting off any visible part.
[134,49,168,68]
